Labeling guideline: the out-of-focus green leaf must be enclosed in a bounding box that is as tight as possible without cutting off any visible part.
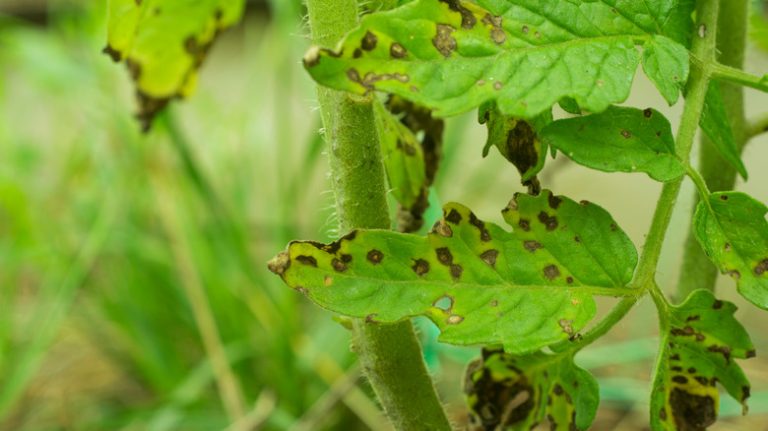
[541,106,684,182]
[641,35,689,105]
[693,192,768,309]
[465,347,599,431]
[105,0,245,130]
[650,290,754,430]
[269,190,638,354]
[750,0,768,52]
[303,0,693,118]
[699,81,748,179]
[373,100,427,210]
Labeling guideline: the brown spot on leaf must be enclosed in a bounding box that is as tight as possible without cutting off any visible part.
[566,276,574,284]
[621,129,632,139]
[671,366,683,372]
[713,300,723,310]
[558,319,573,335]
[468,212,492,241]
[490,299,499,307]
[331,258,347,272]
[361,31,378,51]
[433,24,457,57]
[365,313,378,323]
[390,42,407,58]
[412,258,430,276]
[482,13,506,44]
[574,236,581,243]
[518,219,531,231]
[672,375,689,384]
[447,314,464,324]
[432,220,453,237]
[445,208,463,224]
[341,254,353,263]
[538,212,558,231]
[267,251,291,276]
[102,45,121,62]
[720,195,729,201]
[296,255,318,267]
[324,275,333,286]
[644,108,653,118]
[436,247,453,265]
[353,48,362,58]
[367,249,384,264]
[708,345,732,363]
[543,265,560,280]
[523,240,542,253]
[695,376,709,386]
[686,315,700,322]
[754,258,768,275]
[548,193,562,209]
[553,384,564,395]
[440,0,476,29]
[669,387,716,430]
[480,249,499,267]
[450,264,463,280]
[687,367,697,374]
[659,407,667,420]
[746,349,756,358]
[670,354,681,361]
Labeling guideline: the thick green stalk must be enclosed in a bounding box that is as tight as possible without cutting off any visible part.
[677,0,748,300]
[305,0,451,429]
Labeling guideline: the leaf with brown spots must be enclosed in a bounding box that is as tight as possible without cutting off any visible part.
[540,106,685,182]
[650,290,754,430]
[465,347,599,431]
[268,190,638,354]
[104,0,244,130]
[303,0,693,118]
[693,192,768,309]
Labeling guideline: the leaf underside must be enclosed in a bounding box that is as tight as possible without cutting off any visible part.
[303,0,693,118]
[105,0,245,130]
[465,347,599,431]
[269,190,638,354]
[699,81,749,179]
[693,192,768,309]
[541,106,684,182]
[650,290,754,430]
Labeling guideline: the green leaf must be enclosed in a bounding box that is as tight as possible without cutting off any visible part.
[303,0,694,118]
[642,35,689,105]
[105,0,245,129]
[693,192,768,309]
[465,347,599,430]
[650,290,754,430]
[268,190,638,353]
[373,100,428,210]
[558,97,582,115]
[699,81,748,179]
[540,106,685,182]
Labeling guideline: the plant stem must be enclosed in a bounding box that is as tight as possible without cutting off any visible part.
[747,112,768,140]
[634,0,720,292]
[677,0,749,300]
[305,0,451,429]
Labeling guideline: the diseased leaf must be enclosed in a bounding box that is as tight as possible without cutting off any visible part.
[303,0,694,118]
[479,103,552,193]
[465,347,598,431]
[650,290,754,430]
[269,190,638,353]
[540,106,685,182]
[105,0,245,130]
[693,192,768,309]
[699,81,748,179]
[374,100,428,210]
[642,35,689,105]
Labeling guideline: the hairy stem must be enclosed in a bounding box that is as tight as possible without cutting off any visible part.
[305,0,451,429]
[677,0,748,300]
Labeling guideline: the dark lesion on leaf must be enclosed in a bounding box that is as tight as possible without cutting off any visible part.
[436,247,454,265]
[754,258,768,275]
[523,240,542,253]
[102,44,122,62]
[538,211,558,231]
[543,264,560,280]
[518,218,531,232]
[433,24,458,57]
[267,251,291,276]
[296,255,318,267]
[450,264,463,280]
[445,208,463,224]
[331,258,348,272]
[468,212,492,241]
[390,42,407,58]
[361,31,378,51]
[669,388,716,430]
[412,258,430,276]
[367,249,384,264]
[431,220,453,238]
[480,249,499,267]
[438,0,477,29]
[482,13,506,44]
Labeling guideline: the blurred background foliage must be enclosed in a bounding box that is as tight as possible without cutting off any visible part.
[0,0,767,430]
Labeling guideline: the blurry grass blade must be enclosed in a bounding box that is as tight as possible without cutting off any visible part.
[0,195,118,418]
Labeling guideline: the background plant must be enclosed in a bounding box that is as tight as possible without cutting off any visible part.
[0,0,767,430]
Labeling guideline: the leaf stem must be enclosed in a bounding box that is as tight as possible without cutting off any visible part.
[685,164,712,201]
[746,112,768,140]
[677,0,749,300]
[711,62,768,93]
[305,0,451,429]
